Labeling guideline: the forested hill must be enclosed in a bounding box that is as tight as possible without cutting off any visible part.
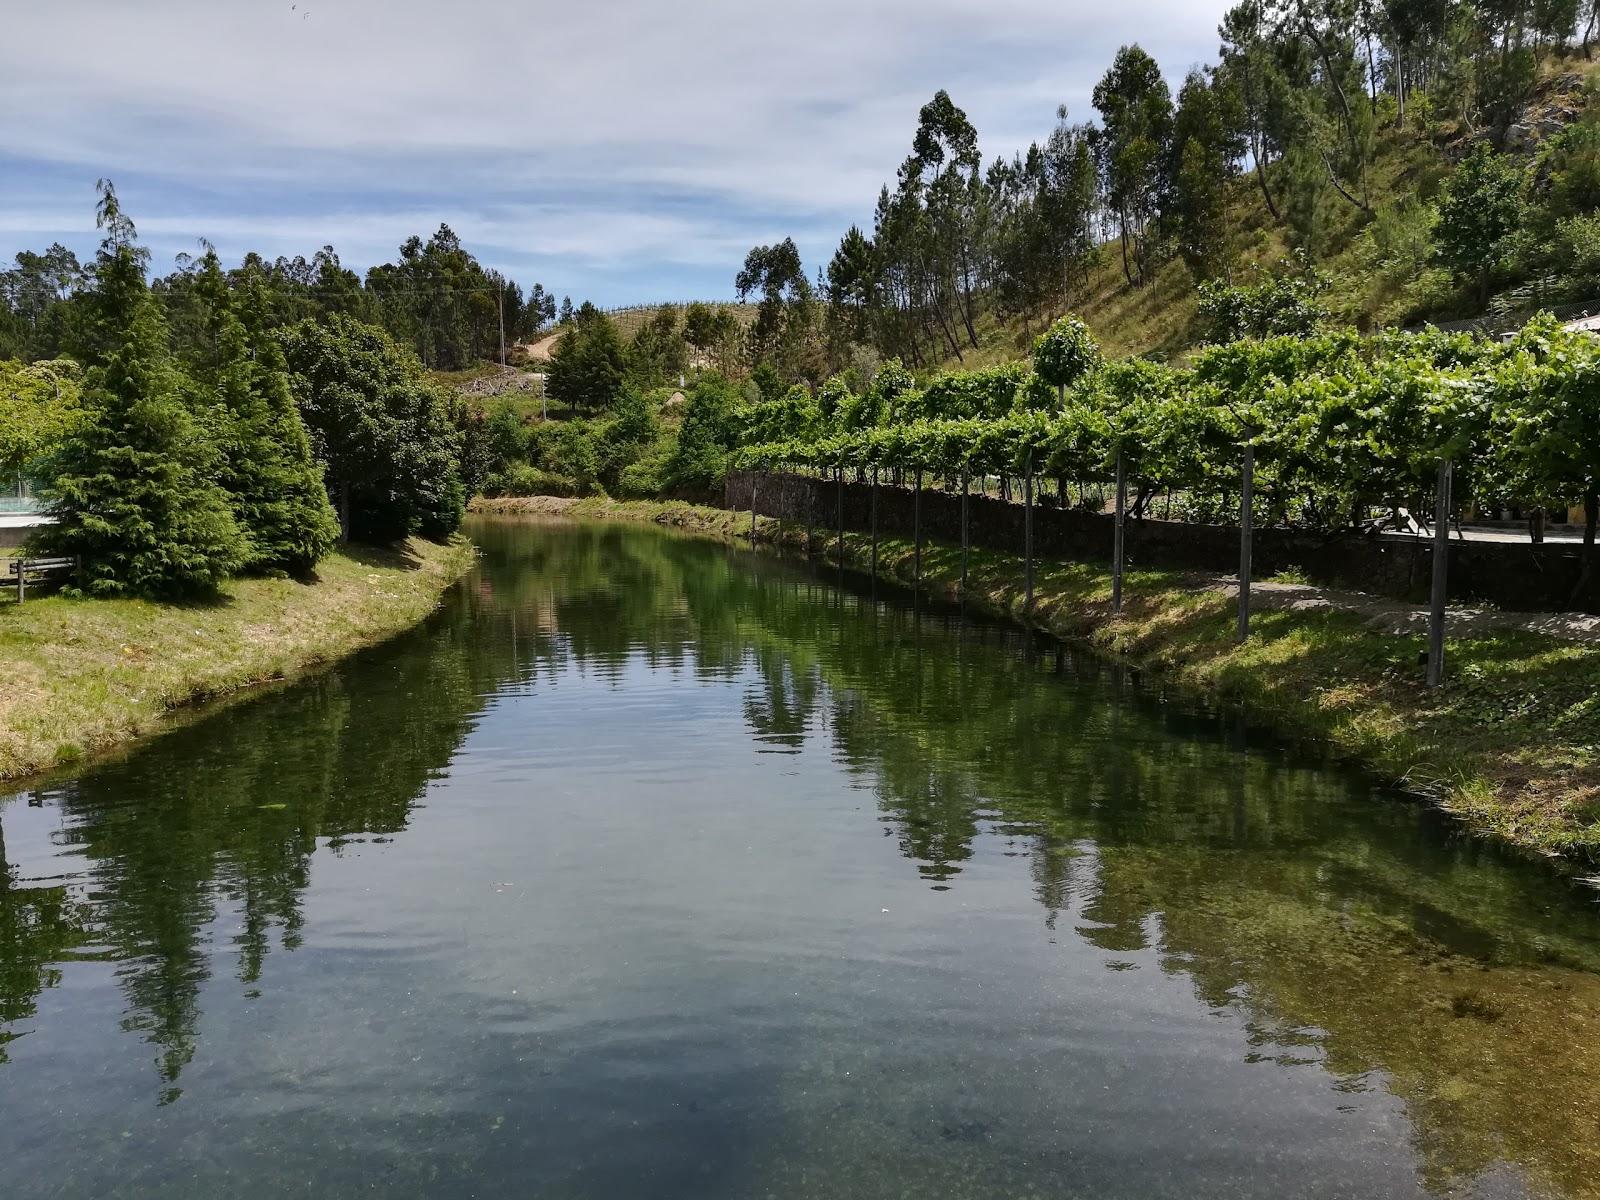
[727,6,1600,385]
[1003,60,1600,366]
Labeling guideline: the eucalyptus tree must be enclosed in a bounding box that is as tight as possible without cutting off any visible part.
[735,238,816,379]
[1092,45,1175,286]
[1169,70,1248,279]
[898,90,988,350]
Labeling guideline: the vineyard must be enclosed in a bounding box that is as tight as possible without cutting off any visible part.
[729,316,1600,679]
[735,317,1598,541]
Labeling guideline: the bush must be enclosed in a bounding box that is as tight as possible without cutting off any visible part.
[488,463,584,497]
[663,373,743,492]
[616,439,674,498]
[1196,255,1332,342]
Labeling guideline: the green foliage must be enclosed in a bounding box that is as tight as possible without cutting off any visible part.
[547,304,628,414]
[1196,257,1333,343]
[1534,115,1600,222]
[664,373,744,493]
[1493,315,1600,521]
[627,305,689,387]
[191,252,339,575]
[1093,44,1174,286]
[0,358,83,479]
[462,398,532,497]
[1030,316,1102,391]
[906,362,1031,421]
[735,314,1600,546]
[1168,68,1246,279]
[279,314,464,544]
[1436,142,1525,304]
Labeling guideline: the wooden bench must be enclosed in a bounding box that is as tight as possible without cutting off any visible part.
[6,556,74,602]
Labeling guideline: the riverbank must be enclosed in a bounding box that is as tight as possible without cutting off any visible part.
[0,537,475,783]
[473,494,1600,865]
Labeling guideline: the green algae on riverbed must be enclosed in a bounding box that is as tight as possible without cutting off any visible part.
[473,494,1600,864]
[2,517,1599,1198]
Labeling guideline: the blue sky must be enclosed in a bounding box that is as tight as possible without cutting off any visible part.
[1,0,1222,308]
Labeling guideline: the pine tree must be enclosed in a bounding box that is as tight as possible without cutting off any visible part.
[38,183,246,597]
[191,252,339,575]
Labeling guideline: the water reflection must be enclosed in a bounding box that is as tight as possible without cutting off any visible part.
[0,516,1596,1198]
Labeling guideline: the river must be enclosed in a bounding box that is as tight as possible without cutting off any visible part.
[1,515,1597,1198]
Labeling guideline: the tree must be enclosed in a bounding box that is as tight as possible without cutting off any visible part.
[37,183,246,598]
[1093,45,1175,286]
[664,373,744,493]
[1169,70,1247,279]
[1435,142,1525,306]
[1196,255,1333,341]
[190,252,339,574]
[825,225,876,349]
[546,304,627,413]
[0,358,82,484]
[1218,0,1288,220]
[899,90,987,351]
[1032,317,1103,402]
[279,314,464,543]
[627,305,689,387]
[736,239,816,378]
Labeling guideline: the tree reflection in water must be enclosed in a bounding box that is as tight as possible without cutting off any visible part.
[0,515,1596,1195]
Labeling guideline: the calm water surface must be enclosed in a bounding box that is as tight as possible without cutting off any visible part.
[2,517,1599,1199]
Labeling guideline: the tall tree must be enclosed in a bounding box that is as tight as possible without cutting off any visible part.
[38,183,246,598]
[1093,45,1175,286]
[546,303,628,412]
[1169,69,1248,279]
[190,251,339,574]
[280,314,464,543]
[735,238,816,378]
[899,90,987,350]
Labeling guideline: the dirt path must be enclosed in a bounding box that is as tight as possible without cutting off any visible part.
[523,330,564,362]
[1210,578,1600,644]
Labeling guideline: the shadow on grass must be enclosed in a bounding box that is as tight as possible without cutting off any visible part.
[337,539,431,572]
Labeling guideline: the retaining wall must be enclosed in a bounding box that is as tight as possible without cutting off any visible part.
[726,470,1598,615]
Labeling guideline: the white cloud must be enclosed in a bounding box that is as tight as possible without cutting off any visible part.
[0,0,1222,301]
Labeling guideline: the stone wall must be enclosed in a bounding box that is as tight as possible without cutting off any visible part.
[726,470,1597,614]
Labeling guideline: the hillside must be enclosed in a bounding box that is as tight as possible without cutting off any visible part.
[515,301,757,364]
[939,59,1600,373]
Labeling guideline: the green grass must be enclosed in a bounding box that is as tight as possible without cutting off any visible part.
[0,537,475,782]
[489,494,1600,864]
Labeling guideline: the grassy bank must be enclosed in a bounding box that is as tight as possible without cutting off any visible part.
[473,494,1600,865]
[0,537,475,783]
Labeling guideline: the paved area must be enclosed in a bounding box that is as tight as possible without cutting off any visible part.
[1379,526,1586,545]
